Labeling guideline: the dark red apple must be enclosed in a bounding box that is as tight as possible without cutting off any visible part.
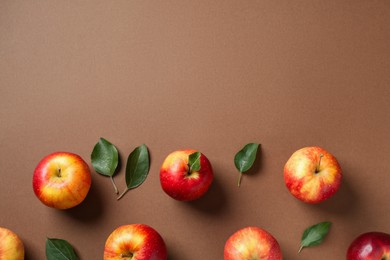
[160,149,213,201]
[347,232,390,260]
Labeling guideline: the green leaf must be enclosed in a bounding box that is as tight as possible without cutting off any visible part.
[125,144,150,188]
[117,144,150,200]
[91,137,119,177]
[188,152,201,172]
[234,143,260,187]
[234,143,260,173]
[46,238,78,260]
[299,221,332,253]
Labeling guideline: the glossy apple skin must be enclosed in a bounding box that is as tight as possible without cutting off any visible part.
[347,232,390,260]
[160,149,213,201]
[284,146,342,204]
[104,224,167,260]
[224,226,282,260]
[0,227,24,260]
[33,152,91,209]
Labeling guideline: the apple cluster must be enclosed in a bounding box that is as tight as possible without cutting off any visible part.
[1,146,388,259]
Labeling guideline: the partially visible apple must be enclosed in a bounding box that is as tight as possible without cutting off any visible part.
[224,226,282,260]
[104,224,167,260]
[347,232,390,260]
[33,152,92,209]
[0,227,24,260]
[284,146,342,204]
[160,149,213,201]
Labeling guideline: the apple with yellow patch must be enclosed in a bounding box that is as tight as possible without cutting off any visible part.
[33,152,91,209]
[160,149,213,201]
[284,146,342,204]
[104,224,167,260]
[224,226,282,260]
[0,227,24,260]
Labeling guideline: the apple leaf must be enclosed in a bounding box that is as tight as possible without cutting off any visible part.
[299,221,332,253]
[46,238,78,260]
[117,144,150,200]
[234,143,260,187]
[188,152,201,172]
[91,137,119,176]
[91,137,119,194]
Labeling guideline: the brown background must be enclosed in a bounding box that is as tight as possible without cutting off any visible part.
[1,1,390,259]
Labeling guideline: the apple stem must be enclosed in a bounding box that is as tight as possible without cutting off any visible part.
[298,245,303,253]
[120,252,134,258]
[117,188,129,200]
[316,154,324,173]
[57,168,62,177]
[110,176,119,194]
[238,173,243,187]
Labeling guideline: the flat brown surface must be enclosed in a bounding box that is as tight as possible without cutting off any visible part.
[1,1,390,259]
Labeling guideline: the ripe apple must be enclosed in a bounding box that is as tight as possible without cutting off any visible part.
[347,232,390,260]
[224,226,282,260]
[160,149,213,201]
[33,152,92,209]
[284,146,342,204]
[104,224,167,260]
[0,227,24,260]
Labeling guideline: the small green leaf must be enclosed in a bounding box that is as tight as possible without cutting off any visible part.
[91,137,119,177]
[188,152,201,172]
[46,238,78,260]
[117,144,150,200]
[91,137,120,194]
[299,221,332,253]
[234,143,260,187]
[125,144,150,188]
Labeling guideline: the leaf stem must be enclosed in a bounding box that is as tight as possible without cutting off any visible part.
[117,188,129,200]
[110,176,119,194]
[316,154,324,173]
[298,245,303,253]
[238,173,243,187]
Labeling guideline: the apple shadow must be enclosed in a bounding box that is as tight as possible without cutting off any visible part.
[306,175,360,216]
[184,174,228,216]
[166,241,188,260]
[23,238,40,260]
[62,179,105,223]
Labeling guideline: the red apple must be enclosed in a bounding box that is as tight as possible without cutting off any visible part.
[224,226,282,260]
[104,224,167,260]
[347,232,390,260]
[160,149,213,201]
[33,152,92,209]
[0,227,24,260]
[284,146,342,204]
